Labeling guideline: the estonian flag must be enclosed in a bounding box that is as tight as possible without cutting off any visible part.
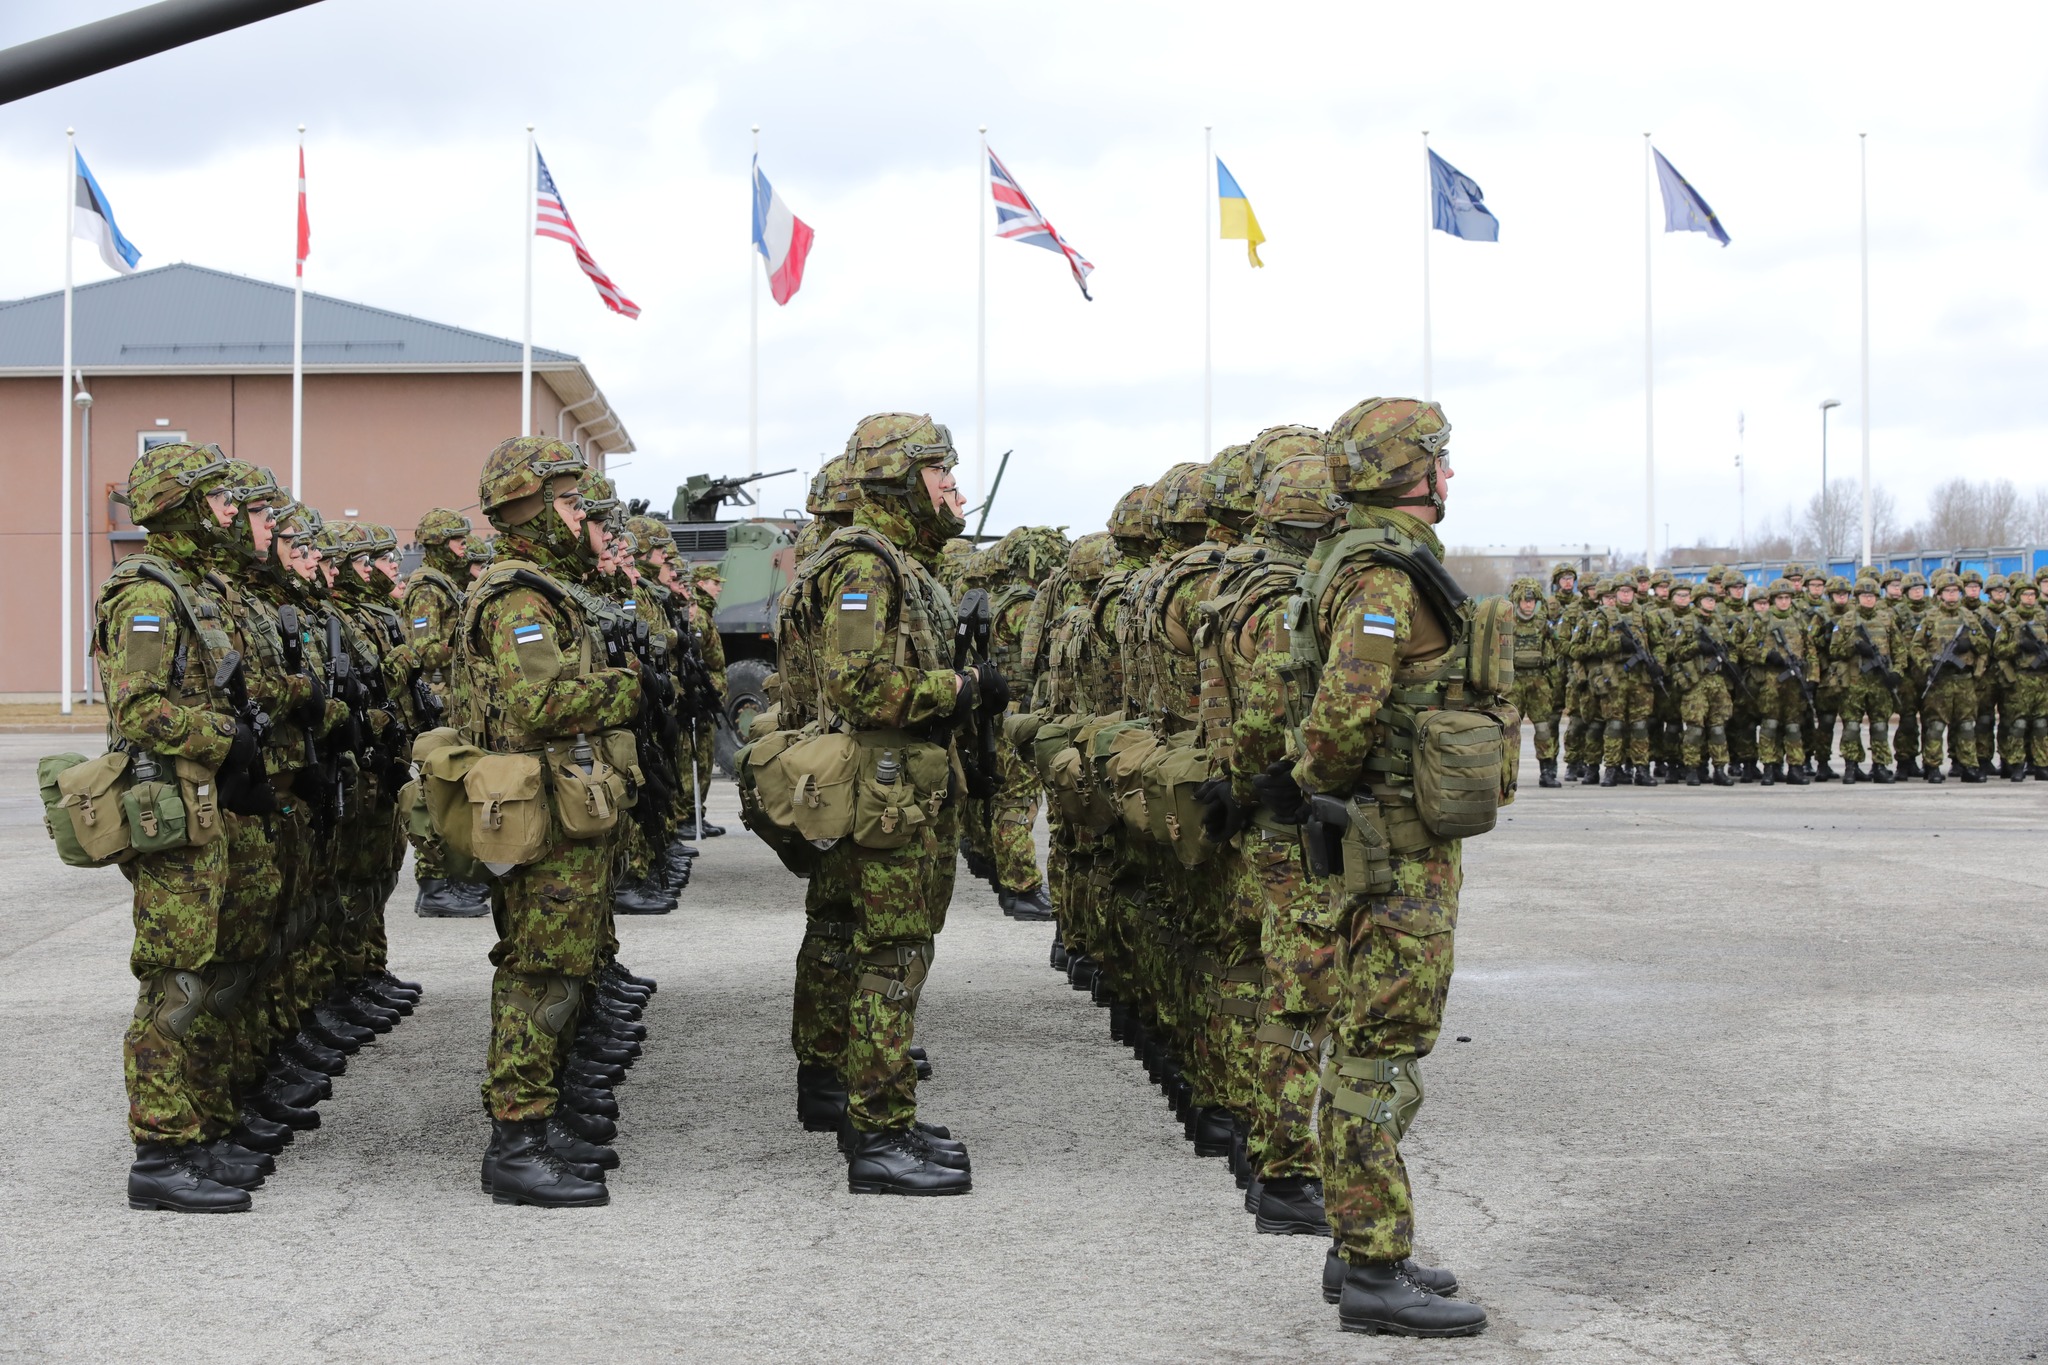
[73,150,140,275]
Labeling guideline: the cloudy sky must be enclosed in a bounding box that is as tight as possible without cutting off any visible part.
[3,0,2044,555]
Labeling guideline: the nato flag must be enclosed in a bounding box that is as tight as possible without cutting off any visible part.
[1429,150,1499,242]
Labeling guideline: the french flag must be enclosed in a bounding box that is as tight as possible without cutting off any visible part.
[751,157,814,306]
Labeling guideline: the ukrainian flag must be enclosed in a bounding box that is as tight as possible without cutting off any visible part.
[1216,158,1265,267]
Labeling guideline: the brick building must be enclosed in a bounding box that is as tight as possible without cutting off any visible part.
[0,263,633,699]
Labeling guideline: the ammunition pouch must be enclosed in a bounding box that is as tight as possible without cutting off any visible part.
[851,733,951,851]
[1136,733,1214,867]
[543,736,626,841]
[41,750,136,867]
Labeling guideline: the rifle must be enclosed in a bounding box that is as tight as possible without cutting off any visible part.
[1921,623,1972,701]
[2013,621,2048,673]
[1854,623,1904,694]
[673,614,725,842]
[1696,623,1756,705]
[325,610,367,820]
[1614,619,1667,693]
[952,586,999,807]
[1769,626,1816,710]
[277,604,336,830]
[210,648,275,814]
[597,606,681,845]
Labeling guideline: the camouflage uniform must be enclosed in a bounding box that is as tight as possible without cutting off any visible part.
[1573,587,1661,783]
[1891,575,1932,775]
[1504,577,1561,786]
[1996,585,2048,777]
[1913,574,1991,780]
[1661,584,1735,783]
[1830,589,1902,778]
[1745,581,1816,782]
[398,509,483,913]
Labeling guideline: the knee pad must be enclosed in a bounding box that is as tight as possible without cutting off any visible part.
[2033,717,2048,735]
[1604,720,1625,741]
[203,961,257,1019]
[1533,720,1557,745]
[1958,719,1976,741]
[1926,718,1946,745]
[142,969,208,1041]
[1320,1053,1424,1143]
[1708,724,1727,744]
[1682,723,1704,747]
[504,972,583,1037]
[1759,718,1780,738]
[1785,723,1802,745]
[1627,718,1651,741]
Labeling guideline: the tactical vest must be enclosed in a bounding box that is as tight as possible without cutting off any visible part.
[1081,568,1134,717]
[1193,543,1311,768]
[987,581,1037,689]
[203,570,308,771]
[458,559,607,754]
[1511,614,1547,671]
[775,525,953,732]
[403,568,465,678]
[95,554,235,722]
[1035,602,1092,715]
[1138,544,1227,731]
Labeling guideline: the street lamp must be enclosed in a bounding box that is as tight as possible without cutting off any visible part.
[1820,399,1842,561]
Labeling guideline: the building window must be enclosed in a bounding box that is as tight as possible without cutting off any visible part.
[139,430,188,456]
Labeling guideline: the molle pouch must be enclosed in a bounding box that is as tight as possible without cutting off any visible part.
[1106,727,1162,839]
[1046,744,1093,827]
[44,750,135,867]
[416,732,485,858]
[1002,711,1045,759]
[774,729,860,845]
[121,767,189,855]
[1337,795,1395,901]
[172,757,224,846]
[851,735,936,851]
[1028,716,1079,784]
[1491,703,1522,808]
[1138,735,1214,868]
[1463,596,1516,698]
[599,729,644,809]
[543,739,625,842]
[734,728,823,878]
[1411,708,1506,840]
[396,775,432,842]
[464,751,550,866]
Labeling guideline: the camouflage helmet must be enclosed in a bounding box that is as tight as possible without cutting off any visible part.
[1903,570,1927,590]
[1695,579,1721,602]
[315,518,366,560]
[1705,563,1729,580]
[2019,577,2041,598]
[1650,569,1673,588]
[1854,577,1881,597]
[1140,464,1201,535]
[1592,576,1616,597]
[624,514,674,557]
[1107,484,1153,542]
[1549,561,1578,589]
[941,537,976,571]
[416,508,472,545]
[1804,569,1828,587]
[274,500,320,543]
[994,525,1071,584]
[1960,567,1983,586]
[963,547,995,585]
[1767,577,1796,598]
[1509,575,1542,601]
[1064,530,1114,585]
[843,412,957,489]
[1881,566,1904,585]
[1986,572,2008,593]
[1931,569,1962,591]
[361,524,400,557]
[1254,452,1339,541]
[1667,576,1693,595]
[479,436,588,524]
[123,441,236,524]
[1323,398,1451,508]
[692,561,722,583]
[610,528,640,557]
[1825,575,1852,595]
[578,470,620,517]
[1782,562,1807,581]
[1229,427,1318,526]
[466,537,493,567]
[1155,460,1214,535]
[806,455,858,517]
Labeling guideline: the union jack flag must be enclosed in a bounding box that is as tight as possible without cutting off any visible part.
[535,146,640,319]
[988,147,1094,301]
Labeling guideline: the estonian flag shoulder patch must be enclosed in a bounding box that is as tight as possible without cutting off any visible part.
[130,614,162,633]
[839,592,869,611]
[1359,611,1397,639]
[512,624,546,644]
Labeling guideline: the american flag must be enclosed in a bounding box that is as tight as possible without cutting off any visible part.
[535,146,640,319]
[988,147,1094,300]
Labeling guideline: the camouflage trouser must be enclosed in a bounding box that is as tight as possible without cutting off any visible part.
[483,835,612,1121]
[1564,679,1598,765]
[1921,676,1980,771]
[335,803,397,980]
[1894,667,1925,762]
[1244,830,1339,1182]
[218,808,284,1105]
[124,835,231,1145]
[790,873,860,1074]
[1193,849,1265,1129]
[1507,676,1559,761]
[1651,683,1683,764]
[256,800,313,1079]
[2002,674,2048,768]
[1754,675,1808,766]
[1977,677,2002,766]
[1726,693,1760,764]
[966,743,1041,892]
[1678,677,1734,767]
[1089,834,1148,1000]
[1596,675,1655,766]
[1812,686,1844,763]
[1836,678,1896,766]
[1321,844,1462,1265]
[815,805,960,1132]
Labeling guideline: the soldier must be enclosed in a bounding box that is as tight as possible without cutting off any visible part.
[1807,576,1854,780]
[978,526,1069,919]
[685,562,729,835]
[1995,579,2048,779]
[1262,397,1487,1336]
[466,536,493,580]
[1980,574,2013,775]
[1745,579,1816,785]
[776,413,983,1194]
[1830,578,1900,782]
[456,437,643,1207]
[1891,572,1932,776]
[1505,577,1562,787]
[1659,580,1734,785]
[400,509,490,916]
[1913,570,1991,783]
[1574,576,1662,786]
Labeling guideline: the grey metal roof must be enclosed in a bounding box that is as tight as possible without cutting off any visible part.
[0,262,578,371]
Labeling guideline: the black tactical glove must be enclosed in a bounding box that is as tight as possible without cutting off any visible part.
[216,720,275,816]
[953,670,980,722]
[292,669,327,729]
[973,663,1011,716]
[1248,757,1309,825]
[1765,649,1787,669]
[1194,777,1249,844]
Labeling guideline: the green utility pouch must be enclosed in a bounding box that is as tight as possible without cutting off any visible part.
[114,752,204,855]
[414,728,484,858]
[396,774,433,842]
[543,738,625,842]
[1410,708,1509,839]
[42,750,136,867]
[850,733,951,851]
[1462,596,1516,697]
[1337,795,1395,902]
[1002,711,1044,756]
[1137,734,1214,867]
[735,727,826,878]
[464,751,550,867]
[1094,721,1158,837]
[599,729,644,809]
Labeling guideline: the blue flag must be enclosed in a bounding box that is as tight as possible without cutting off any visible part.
[1653,148,1730,247]
[72,150,141,274]
[1428,149,1498,242]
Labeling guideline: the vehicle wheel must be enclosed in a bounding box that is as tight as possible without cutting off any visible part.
[716,657,775,777]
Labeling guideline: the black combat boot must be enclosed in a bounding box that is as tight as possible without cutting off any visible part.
[1895,755,1920,778]
[1337,1260,1489,1337]
[1959,765,1986,782]
[1191,1107,1236,1159]
[961,840,998,884]
[692,816,726,838]
[561,1080,620,1118]
[1255,1177,1329,1236]
[1840,762,1861,784]
[487,1118,609,1207]
[1069,956,1101,993]
[1871,764,1895,783]
[482,1125,600,1191]
[837,1119,970,1170]
[231,1107,293,1154]
[1538,758,1561,788]
[287,1032,346,1075]
[264,1065,328,1107]
[1741,759,1763,782]
[1049,932,1069,972]
[1598,764,1620,787]
[845,1127,973,1195]
[574,1035,639,1068]
[1633,764,1656,787]
[381,968,424,996]
[1323,1247,1459,1303]
[1228,1119,1252,1187]
[306,1007,370,1051]
[1684,765,1701,786]
[204,1136,276,1177]
[250,1083,320,1131]
[998,885,1056,921]
[1760,762,1777,786]
[1787,762,1813,785]
[612,879,677,915]
[568,1057,626,1090]
[2010,764,2029,783]
[128,1141,251,1213]
[797,1064,849,1134]
[551,1102,618,1145]
[547,1113,620,1170]
[184,1141,267,1190]
[1924,765,1945,784]
[416,878,488,917]
[1711,763,1736,787]
[607,962,657,994]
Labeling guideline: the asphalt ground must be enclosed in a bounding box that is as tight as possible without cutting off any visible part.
[1,729,2044,1364]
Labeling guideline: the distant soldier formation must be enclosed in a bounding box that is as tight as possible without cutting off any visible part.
[1516,561,2048,788]
[738,403,1506,1338]
[41,437,730,1216]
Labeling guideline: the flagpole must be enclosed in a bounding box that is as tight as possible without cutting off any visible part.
[60,128,75,715]
[1422,130,1432,400]
[522,124,534,437]
[1643,133,1655,571]
[750,125,761,476]
[977,125,988,505]
[1203,125,1212,459]
[1858,133,1871,568]
[292,123,305,499]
